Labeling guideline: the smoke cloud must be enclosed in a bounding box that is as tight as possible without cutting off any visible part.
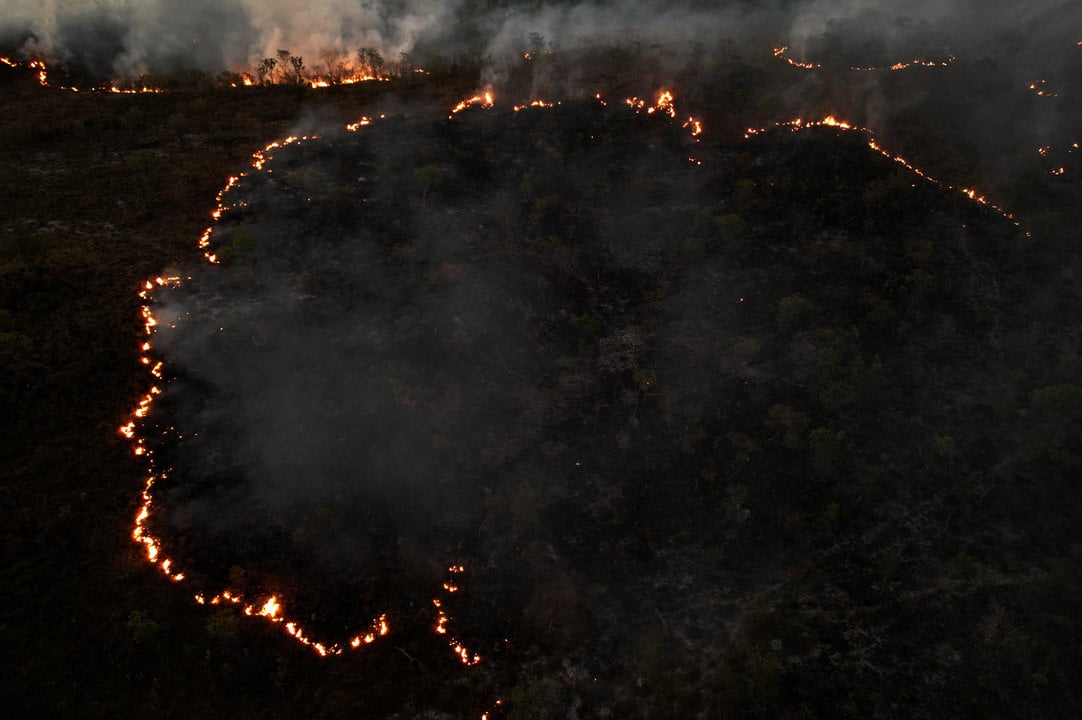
[3,1,1078,81]
[1,0,462,77]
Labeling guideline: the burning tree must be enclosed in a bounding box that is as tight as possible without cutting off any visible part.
[356,47,385,78]
[255,56,276,85]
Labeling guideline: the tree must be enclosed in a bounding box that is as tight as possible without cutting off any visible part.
[528,32,546,57]
[318,46,343,82]
[256,56,277,85]
[356,47,385,77]
[411,164,444,207]
[289,54,306,84]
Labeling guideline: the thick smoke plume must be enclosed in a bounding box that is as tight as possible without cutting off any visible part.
[1,0,462,77]
[3,1,1080,83]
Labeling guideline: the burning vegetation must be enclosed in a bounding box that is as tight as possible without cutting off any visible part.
[109,67,1079,715]
[5,8,1082,719]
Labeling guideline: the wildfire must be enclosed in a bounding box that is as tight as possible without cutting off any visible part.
[851,57,954,71]
[773,46,821,69]
[450,91,495,118]
[622,90,704,144]
[28,59,48,86]
[109,85,164,94]
[1028,79,1058,98]
[346,115,385,132]
[2,53,411,94]
[773,45,954,72]
[625,90,676,118]
[432,565,480,665]
[308,73,388,89]
[1,56,51,85]
[116,111,499,663]
[513,99,559,112]
[744,115,1024,232]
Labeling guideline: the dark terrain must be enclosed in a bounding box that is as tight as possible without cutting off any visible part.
[2,34,1081,719]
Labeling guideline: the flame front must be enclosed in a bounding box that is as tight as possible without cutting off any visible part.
[119,116,402,658]
[432,565,480,665]
[450,91,495,118]
[773,45,953,72]
[744,115,1025,233]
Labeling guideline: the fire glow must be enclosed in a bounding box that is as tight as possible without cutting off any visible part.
[434,566,481,666]
[121,112,499,667]
[120,118,402,658]
[772,45,954,72]
[1028,79,1058,98]
[624,90,704,141]
[2,55,406,94]
[744,116,1025,232]
[125,274,392,656]
[453,89,702,147]
[450,91,495,117]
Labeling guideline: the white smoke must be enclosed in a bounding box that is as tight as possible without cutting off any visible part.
[1,1,1078,82]
[0,0,461,77]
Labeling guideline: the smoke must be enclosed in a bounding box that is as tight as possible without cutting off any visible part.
[1,0,462,77]
[66,1,1079,710]
[3,0,1080,92]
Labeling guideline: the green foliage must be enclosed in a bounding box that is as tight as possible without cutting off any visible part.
[766,404,809,450]
[126,610,160,645]
[4,38,1082,719]
[742,645,781,707]
[411,163,445,205]
[730,335,762,364]
[932,433,959,458]
[775,292,812,328]
[569,312,600,350]
[1031,384,1082,414]
[507,679,568,720]
[206,609,240,640]
[232,222,256,255]
[808,427,843,472]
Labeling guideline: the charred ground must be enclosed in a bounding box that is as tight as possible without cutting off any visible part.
[2,38,1082,720]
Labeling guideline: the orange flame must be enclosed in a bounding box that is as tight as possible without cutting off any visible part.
[744,115,1025,233]
[450,92,495,117]
[119,113,500,661]
[431,565,481,664]
[773,45,953,72]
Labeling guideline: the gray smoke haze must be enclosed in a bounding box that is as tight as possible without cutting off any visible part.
[40,3,1075,708]
[1,0,463,76]
[3,1,1080,81]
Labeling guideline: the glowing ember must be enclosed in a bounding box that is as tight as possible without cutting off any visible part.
[431,566,480,664]
[773,45,953,72]
[346,115,385,132]
[773,45,821,69]
[3,54,404,94]
[1028,79,1058,98]
[513,99,559,112]
[622,90,704,143]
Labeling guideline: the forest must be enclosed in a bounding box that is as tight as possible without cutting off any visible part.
[2,2,1081,718]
